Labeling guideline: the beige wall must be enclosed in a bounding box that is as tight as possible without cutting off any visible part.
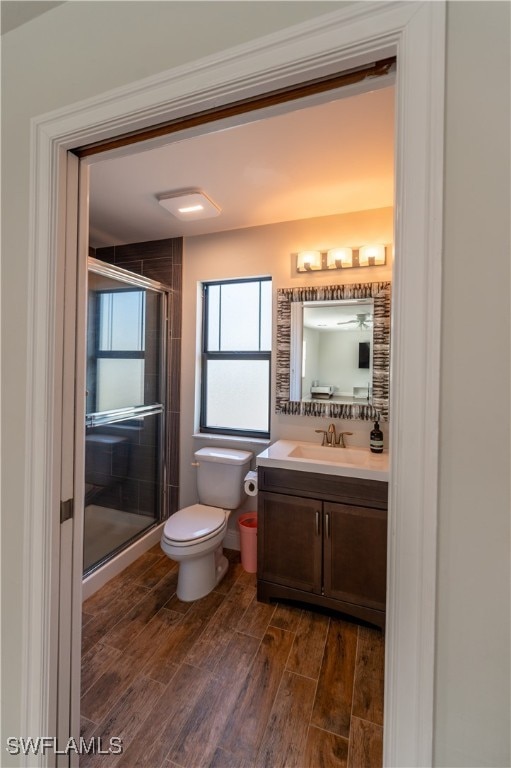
[1,2,509,766]
[181,208,393,516]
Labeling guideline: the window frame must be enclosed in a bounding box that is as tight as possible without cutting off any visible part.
[91,286,147,412]
[200,276,272,439]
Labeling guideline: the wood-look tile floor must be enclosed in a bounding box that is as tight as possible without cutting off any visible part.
[80,545,384,768]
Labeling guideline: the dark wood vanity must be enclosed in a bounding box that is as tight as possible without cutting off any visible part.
[256,466,388,629]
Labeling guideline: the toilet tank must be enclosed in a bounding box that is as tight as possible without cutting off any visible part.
[195,447,253,509]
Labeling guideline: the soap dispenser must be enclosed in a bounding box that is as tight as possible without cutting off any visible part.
[370,419,384,453]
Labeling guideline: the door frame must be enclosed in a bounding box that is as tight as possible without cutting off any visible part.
[22,3,445,766]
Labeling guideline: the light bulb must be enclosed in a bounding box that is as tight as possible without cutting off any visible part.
[296,251,321,271]
[359,244,386,266]
[327,248,353,268]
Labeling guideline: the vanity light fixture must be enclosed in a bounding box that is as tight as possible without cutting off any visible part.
[327,247,353,269]
[295,244,388,273]
[157,189,221,221]
[359,244,386,266]
[296,250,322,271]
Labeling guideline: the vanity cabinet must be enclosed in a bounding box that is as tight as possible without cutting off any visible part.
[257,467,388,628]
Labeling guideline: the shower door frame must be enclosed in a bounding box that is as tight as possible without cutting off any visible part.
[83,257,170,576]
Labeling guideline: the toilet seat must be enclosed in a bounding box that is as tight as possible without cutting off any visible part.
[162,504,226,547]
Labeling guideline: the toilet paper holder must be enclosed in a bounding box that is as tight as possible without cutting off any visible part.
[244,470,258,496]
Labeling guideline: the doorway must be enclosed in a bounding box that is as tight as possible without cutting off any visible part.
[23,5,445,766]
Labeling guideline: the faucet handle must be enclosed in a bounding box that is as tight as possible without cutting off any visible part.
[336,431,354,447]
[314,429,328,446]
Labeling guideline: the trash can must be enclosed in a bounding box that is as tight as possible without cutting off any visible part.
[238,512,258,573]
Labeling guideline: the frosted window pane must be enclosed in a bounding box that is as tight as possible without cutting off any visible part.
[99,291,145,351]
[260,280,272,350]
[207,285,220,351]
[220,282,260,350]
[206,360,269,432]
[97,359,145,411]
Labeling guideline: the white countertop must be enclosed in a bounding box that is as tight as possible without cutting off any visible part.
[256,439,389,481]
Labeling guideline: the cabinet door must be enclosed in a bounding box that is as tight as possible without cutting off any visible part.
[258,491,322,594]
[324,501,387,611]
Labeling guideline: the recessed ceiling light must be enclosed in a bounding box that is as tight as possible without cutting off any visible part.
[157,189,221,220]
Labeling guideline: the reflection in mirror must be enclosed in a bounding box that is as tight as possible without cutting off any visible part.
[290,299,374,405]
[276,282,390,420]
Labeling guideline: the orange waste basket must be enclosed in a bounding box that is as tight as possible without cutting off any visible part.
[238,512,257,573]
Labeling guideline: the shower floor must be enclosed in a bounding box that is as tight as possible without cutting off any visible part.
[83,505,154,572]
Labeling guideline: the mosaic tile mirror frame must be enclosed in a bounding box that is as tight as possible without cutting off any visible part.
[275,281,391,421]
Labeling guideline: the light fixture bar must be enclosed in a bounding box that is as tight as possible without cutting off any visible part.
[295,245,389,272]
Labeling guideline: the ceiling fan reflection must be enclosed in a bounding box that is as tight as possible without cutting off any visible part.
[336,313,373,329]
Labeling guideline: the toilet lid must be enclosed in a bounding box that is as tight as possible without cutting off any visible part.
[163,504,226,543]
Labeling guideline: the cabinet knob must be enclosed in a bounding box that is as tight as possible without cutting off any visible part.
[315,510,320,536]
[325,511,330,539]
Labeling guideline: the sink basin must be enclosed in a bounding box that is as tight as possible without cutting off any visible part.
[288,444,363,464]
[256,439,388,480]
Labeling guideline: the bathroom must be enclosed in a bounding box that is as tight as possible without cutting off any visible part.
[83,83,393,588]
[81,84,393,764]
[4,4,508,767]
[179,208,391,544]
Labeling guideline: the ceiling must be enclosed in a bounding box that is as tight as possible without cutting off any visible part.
[2,5,394,248]
[1,1,65,35]
[89,83,395,248]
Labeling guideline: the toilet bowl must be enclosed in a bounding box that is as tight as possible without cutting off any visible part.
[161,503,231,601]
[160,446,253,602]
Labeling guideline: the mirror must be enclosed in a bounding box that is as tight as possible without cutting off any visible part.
[290,298,374,404]
[276,282,391,420]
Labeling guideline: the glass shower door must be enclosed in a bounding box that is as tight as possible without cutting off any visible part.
[83,259,167,575]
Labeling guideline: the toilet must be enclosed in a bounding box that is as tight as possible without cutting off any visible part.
[161,446,253,601]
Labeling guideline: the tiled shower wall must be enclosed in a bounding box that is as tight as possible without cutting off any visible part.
[92,238,182,519]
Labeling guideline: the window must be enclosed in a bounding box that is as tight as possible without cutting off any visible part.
[94,288,146,411]
[201,277,271,438]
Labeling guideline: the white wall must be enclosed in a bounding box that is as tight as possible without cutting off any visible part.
[1,2,509,766]
[180,207,393,519]
[434,2,510,765]
[317,328,372,396]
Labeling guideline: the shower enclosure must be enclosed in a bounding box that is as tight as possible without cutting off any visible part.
[83,258,169,575]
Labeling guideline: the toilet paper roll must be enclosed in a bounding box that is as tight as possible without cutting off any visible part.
[244,470,258,497]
